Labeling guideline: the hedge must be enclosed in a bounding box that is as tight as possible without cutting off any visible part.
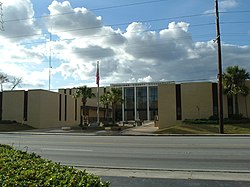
[0,144,109,187]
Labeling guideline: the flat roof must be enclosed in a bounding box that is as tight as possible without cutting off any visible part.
[110,81,175,87]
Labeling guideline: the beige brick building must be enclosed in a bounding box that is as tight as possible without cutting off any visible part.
[0,88,105,129]
[158,81,250,129]
[0,81,249,129]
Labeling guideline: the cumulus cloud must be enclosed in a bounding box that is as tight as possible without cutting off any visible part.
[0,0,249,90]
[0,0,41,42]
[73,45,115,61]
[220,0,238,10]
[124,22,192,62]
[205,0,238,13]
[46,1,102,39]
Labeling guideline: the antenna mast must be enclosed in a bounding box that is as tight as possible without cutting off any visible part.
[0,2,4,31]
[49,33,52,91]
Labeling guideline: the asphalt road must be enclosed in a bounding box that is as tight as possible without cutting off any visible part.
[1,134,250,172]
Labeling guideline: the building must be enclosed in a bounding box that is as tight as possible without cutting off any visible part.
[157,81,250,129]
[58,87,107,123]
[1,81,250,129]
[0,88,105,128]
[111,82,173,122]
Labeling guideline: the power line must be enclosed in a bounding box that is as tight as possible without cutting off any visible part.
[220,10,250,14]
[221,20,250,24]
[3,20,249,46]
[2,8,249,41]
[2,0,249,24]
[4,0,171,23]
[18,19,250,41]
[1,19,248,48]
[0,2,248,46]
[1,18,216,40]
[90,0,171,11]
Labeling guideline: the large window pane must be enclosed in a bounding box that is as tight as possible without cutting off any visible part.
[149,86,158,120]
[136,87,147,120]
[124,87,134,120]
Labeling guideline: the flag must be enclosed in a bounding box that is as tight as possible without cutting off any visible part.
[96,61,100,86]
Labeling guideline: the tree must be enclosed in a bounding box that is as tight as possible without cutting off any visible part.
[0,72,22,91]
[0,73,8,91]
[222,65,250,116]
[100,88,123,125]
[109,88,123,125]
[100,91,111,121]
[73,86,95,126]
[10,77,22,90]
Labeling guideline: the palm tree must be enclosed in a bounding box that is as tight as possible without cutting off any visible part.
[73,86,95,126]
[242,86,250,118]
[109,88,123,125]
[100,91,111,121]
[222,65,250,116]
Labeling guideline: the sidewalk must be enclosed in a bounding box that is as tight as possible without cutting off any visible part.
[2,122,250,136]
[0,121,158,136]
[80,167,250,181]
[121,121,158,135]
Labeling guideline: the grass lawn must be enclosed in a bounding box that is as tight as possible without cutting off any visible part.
[156,123,250,134]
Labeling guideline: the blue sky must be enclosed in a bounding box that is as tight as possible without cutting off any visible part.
[0,0,250,91]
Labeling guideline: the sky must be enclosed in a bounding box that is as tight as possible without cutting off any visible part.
[0,0,249,91]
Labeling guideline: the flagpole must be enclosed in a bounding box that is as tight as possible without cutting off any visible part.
[96,61,100,125]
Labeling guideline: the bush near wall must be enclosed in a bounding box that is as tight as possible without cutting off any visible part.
[183,115,250,125]
[0,144,109,187]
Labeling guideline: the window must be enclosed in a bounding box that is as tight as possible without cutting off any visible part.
[65,95,67,121]
[0,92,2,120]
[59,94,62,121]
[23,91,28,121]
[149,86,158,120]
[176,84,182,120]
[227,96,233,118]
[75,99,77,121]
[124,87,134,120]
[212,83,218,117]
[136,87,147,120]
[124,87,134,109]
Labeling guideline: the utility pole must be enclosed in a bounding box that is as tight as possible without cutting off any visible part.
[215,0,224,134]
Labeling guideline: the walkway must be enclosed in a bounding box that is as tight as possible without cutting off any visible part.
[121,121,158,135]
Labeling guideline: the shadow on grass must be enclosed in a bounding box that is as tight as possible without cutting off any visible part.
[157,123,250,134]
[157,124,219,134]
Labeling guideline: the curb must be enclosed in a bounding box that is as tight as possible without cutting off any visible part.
[71,165,250,174]
[1,131,250,137]
[73,165,250,181]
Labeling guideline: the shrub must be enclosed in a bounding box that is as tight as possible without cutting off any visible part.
[183,118,217,124]
[184,115,250,125]
[0,144,109,187]
[228,114,244,120]
[0,120,13,124]
[208,115,218,120]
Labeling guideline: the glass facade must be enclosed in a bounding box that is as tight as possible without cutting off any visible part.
[149,86,158,120]
[136,87,147,120]
[124,87,135,120]
[110,82,170,121]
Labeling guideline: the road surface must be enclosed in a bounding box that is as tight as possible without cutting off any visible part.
[1,134,250,172]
